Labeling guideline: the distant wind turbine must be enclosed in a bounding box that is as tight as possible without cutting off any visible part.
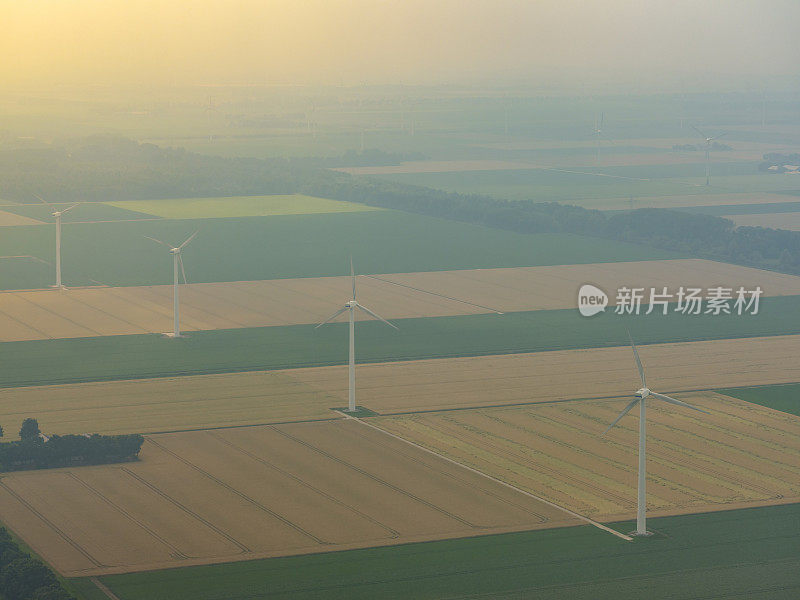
[316,258,397,412]
[602,332,708,536]
[594,113,604,162]
[692,125,727,186]
[146,232,198,338]
[35,194,78,289]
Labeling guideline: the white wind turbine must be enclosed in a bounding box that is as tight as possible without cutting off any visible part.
[593,113,604,162]
[34,195,78,289]
[602,332,707,536]
[146,232,198,338]
[316,259,397,412]
[692,125,727,186]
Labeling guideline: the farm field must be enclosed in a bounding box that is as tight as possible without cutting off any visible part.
[371,168,800,204]
[0,420,579,577]
[0,210,678,290]
[0,258,794,341]
[105,194,380,219]
[5,333,800,438]
[0,201,157,224]
[584,191,800,211]
[74,503,800,600]
[371,393,800,522]
[718,383,800,417]
[0,209,43,226]
[288,334,800,414]
[334,150,769,176]
[0,370,341,438]
[2,296,800,388]
[726,211,800,230]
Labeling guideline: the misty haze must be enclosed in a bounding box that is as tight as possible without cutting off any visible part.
[0,2,798,599]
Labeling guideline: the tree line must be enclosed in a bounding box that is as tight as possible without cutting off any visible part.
[0,418,144,472]
[0,527,74,599]
[3,135,800,276]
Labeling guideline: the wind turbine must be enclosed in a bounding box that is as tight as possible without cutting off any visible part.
[692,125,727,186]
[34,194,78,289]
[593,113,604,162]
[316,258,397,412]
[602,332,707,536]
[146,232,198,338]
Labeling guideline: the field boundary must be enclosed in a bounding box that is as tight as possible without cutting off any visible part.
[337,411,633,542]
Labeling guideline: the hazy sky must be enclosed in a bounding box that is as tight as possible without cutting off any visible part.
[3,0,798,87]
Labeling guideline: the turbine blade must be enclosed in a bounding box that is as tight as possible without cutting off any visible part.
[709,132,728,141]
[356,303,398,329]
[61,203,79,214]
[144,236,173,249]
[315,306,348,328]
[691,124,706,139]
[602,398,641,436]
[178,253,187,284]
[627,329,646,389]
[650,392,709,414]
[32,193,54,209]
[600,112,604,128]
[178,231,199,250]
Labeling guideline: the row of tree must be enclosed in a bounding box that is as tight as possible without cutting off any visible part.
[3,135,800,276]
[0,527,75,599]
[0,419,144,472]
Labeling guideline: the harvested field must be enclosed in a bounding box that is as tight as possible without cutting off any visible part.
[371,392,800,522]
[0,370,340,438]
[288,334,800,414]
[0,209,43,226]
[0,258,798,341]
[0,421,579,577]
[726,211,800,230]
[3,334,800,438]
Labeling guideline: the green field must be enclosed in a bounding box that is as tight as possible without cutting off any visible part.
[1,295,798,388]
[372,168,800,206]
[0,201,156,223]
[68,503,800,600]
[718,383,800,416]
[106,194,381,219]
[0,210,678,289]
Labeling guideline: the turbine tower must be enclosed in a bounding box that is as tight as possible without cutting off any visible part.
[35,195,78,289]
[602,332,707,536]
[146,232,198,338]
[593,113,604,162]
[692,125,727,186]
[317,258,397,412]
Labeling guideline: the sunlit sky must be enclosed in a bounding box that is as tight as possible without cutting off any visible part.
[3,0,798,88]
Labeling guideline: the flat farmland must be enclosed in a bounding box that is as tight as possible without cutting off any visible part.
[0,210,677,290]
[0,420,579,577]
[726,211,800,230]
[105,194,381,219]
[581,192,800,211]
[289,334,800,414]
[0,258,797,341]
[0,209,43,226]
[371,393,800,522]
[0,370,340,438]
[7,334,799,440]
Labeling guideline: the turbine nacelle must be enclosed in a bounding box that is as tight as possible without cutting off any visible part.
[635,387,650,399]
